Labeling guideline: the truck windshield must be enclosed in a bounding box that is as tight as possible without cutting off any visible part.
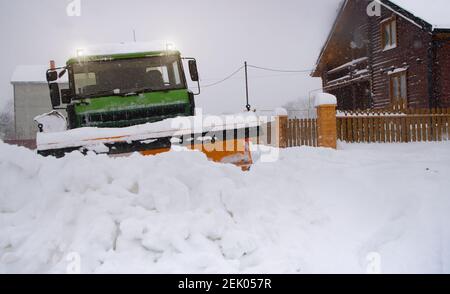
[72,55,185,98]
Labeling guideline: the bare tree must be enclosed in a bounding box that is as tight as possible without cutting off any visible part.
[0,99,14,140]
[284,96,315,119]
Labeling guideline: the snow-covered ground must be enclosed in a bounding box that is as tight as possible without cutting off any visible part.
[0,141,449,274]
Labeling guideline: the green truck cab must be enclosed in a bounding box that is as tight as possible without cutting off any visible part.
[46,49,200,129]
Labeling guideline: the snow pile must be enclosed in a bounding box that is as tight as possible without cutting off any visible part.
[314,93,337,107]
[1,141,450,273]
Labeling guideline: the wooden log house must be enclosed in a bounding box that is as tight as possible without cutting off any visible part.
[312,0,450,111]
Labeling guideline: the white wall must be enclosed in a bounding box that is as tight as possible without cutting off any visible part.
[14,83,67,140]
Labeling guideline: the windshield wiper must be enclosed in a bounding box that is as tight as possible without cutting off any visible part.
[77,87,155,99]
[121,86,155,97]
[79,89,123,99]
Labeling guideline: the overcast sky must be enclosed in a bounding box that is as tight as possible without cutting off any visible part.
[0,0,341,114]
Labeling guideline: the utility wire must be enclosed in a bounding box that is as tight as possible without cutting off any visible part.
[199,64,313,89]
[202,65,245,88]
[189,72,308,87]
[247,64,313,73]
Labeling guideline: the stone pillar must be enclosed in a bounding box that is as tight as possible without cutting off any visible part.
[315,93,337,149]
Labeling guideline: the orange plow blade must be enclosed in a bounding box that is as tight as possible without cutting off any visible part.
[140,137,253,170]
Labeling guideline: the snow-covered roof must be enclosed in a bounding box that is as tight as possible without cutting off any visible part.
[385,0,450,29]
[11,65,68,84]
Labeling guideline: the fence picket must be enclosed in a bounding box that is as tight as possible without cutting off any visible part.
[431,108,436,141]
[377,117,382,142]
[299,119,303,146]
[342,118,348,142]
[295,119,298,146]
[416,114,422,142]
[294,120,297,146]
[360,117,365,143]
[362,117,368,143]
[336,118,341,141]
[421,109,427,141]
[287,120,291,147]
[443,108,447,140]
[366,117,372,143]
[385,117,391,142]
[380,117,386,143]
[292,119,298,147]
[437,108,442,142]
[312,119,317,147]
[411,115,417,142]
[391,117,396,143]
[307,119,312,146]
[302,119,307,145]
[394,117,400,143]
[347,117,353,143]
[405,116,411,142]
[302,119,307,146]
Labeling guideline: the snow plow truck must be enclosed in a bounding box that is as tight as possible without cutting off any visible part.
[35,43,260,169]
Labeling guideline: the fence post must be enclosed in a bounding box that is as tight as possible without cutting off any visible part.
[315,93,337,149]
[275,112,288,148]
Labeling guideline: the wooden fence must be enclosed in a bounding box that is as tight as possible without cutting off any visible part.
[337,108,450,143]
[3,139,37,149]
[286,118,318,147]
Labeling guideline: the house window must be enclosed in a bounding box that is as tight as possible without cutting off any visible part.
[382,18,397,50]
[389,71,407,102]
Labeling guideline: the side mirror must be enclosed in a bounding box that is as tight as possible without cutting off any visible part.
[59,69,67,79]
[49,83,61,108]
[46,71,58,82]
[61,89,73,104]
[188,60,199,82]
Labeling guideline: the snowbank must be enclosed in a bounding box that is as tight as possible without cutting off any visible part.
[1,141,450,274]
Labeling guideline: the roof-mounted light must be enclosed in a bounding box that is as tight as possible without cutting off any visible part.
[165,42,176,51]
[76,48,85,57]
